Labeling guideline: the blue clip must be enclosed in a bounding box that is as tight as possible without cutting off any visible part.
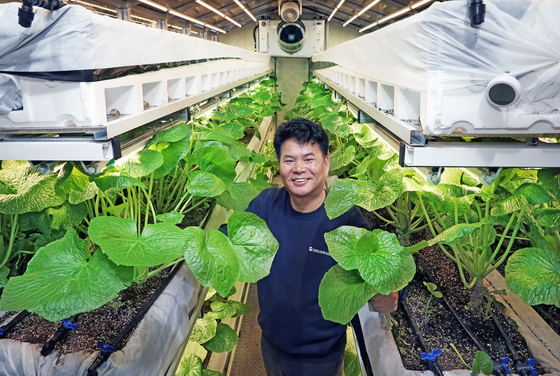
[528,358,538,376]
[421,348,441,361]
[62,318,78,331]
[0,328,3,336]
[97,340,115,354]
[501,357,511,374]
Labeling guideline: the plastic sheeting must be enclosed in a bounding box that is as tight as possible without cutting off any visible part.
[313,0,560,135]
[0,3,268,73]
[0,74,22,115]
[0,263,199,376]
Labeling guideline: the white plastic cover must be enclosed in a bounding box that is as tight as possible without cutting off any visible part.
[0,3,268,72]
[313,0,560,135]
[0,74,22,115]
[0,263,199,376]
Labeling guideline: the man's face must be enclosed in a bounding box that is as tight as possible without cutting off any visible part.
[278,138,330,202]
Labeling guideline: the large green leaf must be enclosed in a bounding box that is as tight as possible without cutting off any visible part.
[186,170,226,198]
[505,247,560,307]
[69,182,98,204]
[253,90,272,103]
[354,230,407,295]
[324,226,368,270]
[88,217,185,266]
[48,202,88,230]
[0,229,133,321]
[227,300,253,318]
[0,266,9,289]
[310,93,335,108]
[92,167,146,192]
[216,182,260,212]
[321,114,345,135]
[227,211,279,283]
[212,111,237,122]
[201,323,238,353]
[115,149,164,178]
[491,183,554,216]
[428,222,489,246]
[176,354,202,376]
[184,341,208,363]
[153,137,192,179]
[183,227,239,297]
[191,316,217,343]
[194,146,236,188]
[534,208,560,231]
[221,122,245,140]
[329,145,356,172]
[325,170,402,219]
[203,369,226,376]
[55,164,89,196]
[0,161,67,214]
[206,301,236,320]
[318,265,376,325]
[146,122,192,148]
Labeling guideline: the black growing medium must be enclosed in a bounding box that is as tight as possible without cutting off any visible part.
[84,262,182,376]
[413,257,539,376]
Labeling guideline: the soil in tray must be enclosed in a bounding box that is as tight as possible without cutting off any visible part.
[358,208,546,373]
[391,245,546,373]
[0,203,213,355]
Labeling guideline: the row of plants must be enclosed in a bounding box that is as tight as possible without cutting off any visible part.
[285,80,560,374]
[0,77,284,368]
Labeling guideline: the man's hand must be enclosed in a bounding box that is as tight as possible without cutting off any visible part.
[370,292,399,314]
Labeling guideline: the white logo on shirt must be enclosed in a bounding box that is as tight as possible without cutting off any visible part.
[309,246,330,257]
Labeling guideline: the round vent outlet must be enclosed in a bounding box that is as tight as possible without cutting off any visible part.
[485,74,521,107]
[277,21,306,53]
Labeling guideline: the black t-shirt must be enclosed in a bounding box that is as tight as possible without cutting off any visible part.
[246,187,371,362]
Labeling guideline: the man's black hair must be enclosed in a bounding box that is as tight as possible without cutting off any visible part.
[273,118,329,160]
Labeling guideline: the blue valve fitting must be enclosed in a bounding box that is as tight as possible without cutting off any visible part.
[62,318,78,331]
[421,348,441,361]
[528,358,538,376]
[97,341,115,354]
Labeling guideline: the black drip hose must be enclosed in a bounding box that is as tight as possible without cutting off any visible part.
[533,305,560,329]
[41,314,80,356]
[401,301,445,376]
[417,257,488,352]
[87,263,183,376]
[0,310,30,338]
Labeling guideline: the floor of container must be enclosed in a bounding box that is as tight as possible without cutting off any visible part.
[227,282,267,376]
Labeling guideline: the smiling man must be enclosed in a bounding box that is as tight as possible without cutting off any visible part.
[243,118,400,376]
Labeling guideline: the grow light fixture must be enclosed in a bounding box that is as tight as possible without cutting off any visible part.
[196,0,242,27]
[137,0,167,13]
[328,0,346,22]
[343,0,381,27]
[359,0,435,32]
[233,0,257,22]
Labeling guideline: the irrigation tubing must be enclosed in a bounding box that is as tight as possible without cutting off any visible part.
[0,310,29,338]
[41,314,80,356]
[400,300,444,376]
[86,262,183,376]
[533,305,560,330]
[415,256,528,375]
